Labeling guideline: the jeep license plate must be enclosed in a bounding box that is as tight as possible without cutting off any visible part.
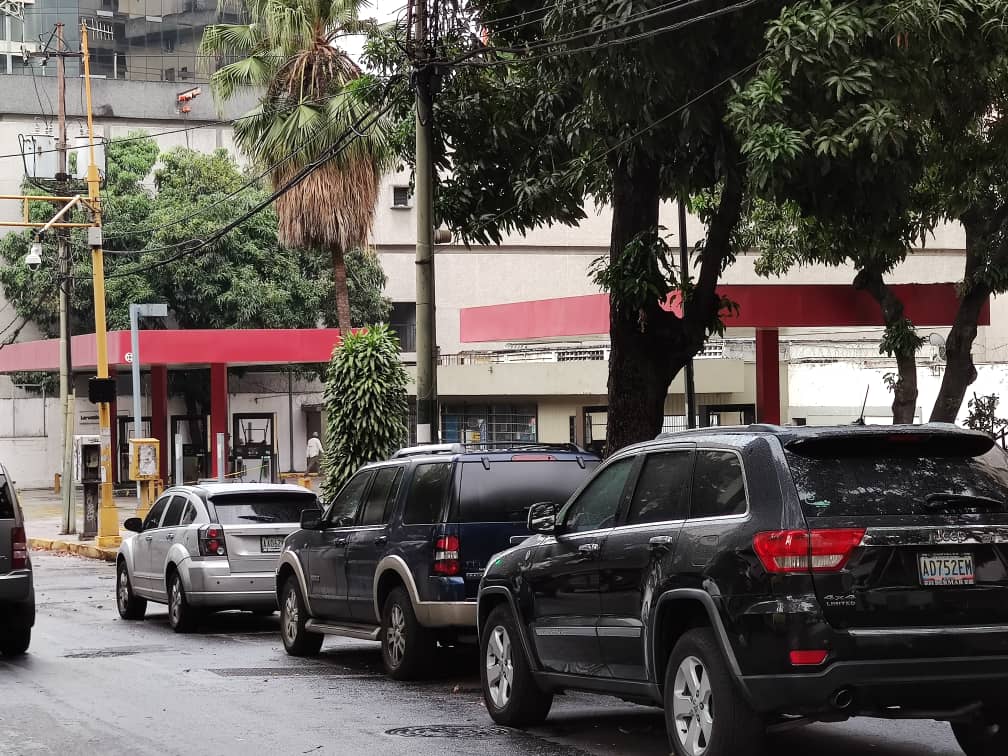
[261,535,285,553]
[918,553,975,586]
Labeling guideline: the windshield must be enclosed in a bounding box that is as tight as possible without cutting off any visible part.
[786,446,1008,518]
[210,491,317,525]
[457,459,599,523]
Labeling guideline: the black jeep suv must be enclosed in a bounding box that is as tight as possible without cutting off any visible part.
[277,443,599,679]
[477,424,1008,756]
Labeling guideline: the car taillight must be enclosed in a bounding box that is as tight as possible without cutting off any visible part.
[199,525,228,557]
[11,526,27,569]
[753,529,865,573]
[433,535,460,576]
[789,649,829,666]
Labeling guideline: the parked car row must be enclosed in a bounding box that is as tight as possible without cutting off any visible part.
[114,426,1008,756]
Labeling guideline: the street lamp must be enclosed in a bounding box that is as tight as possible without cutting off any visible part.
[129,302,168,511]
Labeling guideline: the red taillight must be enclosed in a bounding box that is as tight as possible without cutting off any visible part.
[753,529,865,573]
[433,535,460,576]
[11,526,27,569]
[790,649,829,666]
[199,525,228,557]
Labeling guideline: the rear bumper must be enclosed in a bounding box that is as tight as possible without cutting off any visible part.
[0,571,35,627]
[743,655,1008,717]
[416,600,476,628]
[184,562,277,609]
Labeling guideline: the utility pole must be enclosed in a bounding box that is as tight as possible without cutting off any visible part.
[679,196,697,428]
[414,0,438,444]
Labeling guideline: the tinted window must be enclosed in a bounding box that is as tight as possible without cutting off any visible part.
[563,457,634,533]
[458,459,600,523]
[181,501,198,525]
[212,491,317,525]
[691,451,747,519]
[327,471,373,525]
[0,484,14,519]
[403,463,452,525]
[161,495,187,527]
[360,467,403,526]
[627,451,692,525]
[787,447,1008,518]
[143,497,170,530]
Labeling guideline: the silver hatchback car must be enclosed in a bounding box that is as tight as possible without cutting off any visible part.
[115,483,317,632]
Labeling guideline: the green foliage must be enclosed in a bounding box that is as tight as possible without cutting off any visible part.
[321,324,408,497]
[965,393,1008,438]
[590,229,677,319]
[8,371,57,395]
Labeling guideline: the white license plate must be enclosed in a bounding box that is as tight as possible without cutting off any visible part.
[918,553,975,586]
[261,535,285,553]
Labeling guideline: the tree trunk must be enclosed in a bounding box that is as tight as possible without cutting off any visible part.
[604,154,745,454]
[332,246,352,333]
[853,269,918,423]
[930,224,990,422]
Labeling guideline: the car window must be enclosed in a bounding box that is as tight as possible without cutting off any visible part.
[161,495,187,528]
[402,463,452,525]
[626,451,692,525]
[691,450,747,519]
[326,471,373,525]
[180,501,198,525]
[562,457,634,534]
[212,491,317,524]
[360,467,403,526]
[0,483,14,519]
[143,497,170,530]
[457,459,600,523]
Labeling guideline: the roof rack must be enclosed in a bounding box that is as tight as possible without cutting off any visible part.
[655,424,785,441]
[391,443,465,458]
[459,442,588,454]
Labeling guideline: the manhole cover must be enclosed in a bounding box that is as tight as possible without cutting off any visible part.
[385,725,510,739]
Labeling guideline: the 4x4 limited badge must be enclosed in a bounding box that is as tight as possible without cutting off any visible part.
[823,594,857,608]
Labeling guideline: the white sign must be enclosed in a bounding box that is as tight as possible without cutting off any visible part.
[124,352,133,363]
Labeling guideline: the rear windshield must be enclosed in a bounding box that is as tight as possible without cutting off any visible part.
[457,459,599,523]
[786,447,1008,518]
[210,491,317,525]
[0,482,14,519]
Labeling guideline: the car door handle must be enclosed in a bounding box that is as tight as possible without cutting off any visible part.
[578,542,600,554]
[333,537,348,547]
[144,536,153,542]
[649,536,675,550]
[374,535,388,546]
[166,533,175,541]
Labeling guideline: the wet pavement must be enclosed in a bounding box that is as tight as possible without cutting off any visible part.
[0,552,967,756]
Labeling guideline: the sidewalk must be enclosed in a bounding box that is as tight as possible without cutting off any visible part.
[19,487,140,562]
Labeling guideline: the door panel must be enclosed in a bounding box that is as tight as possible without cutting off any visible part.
[134,495,170,592]
[148,495,187,597]
[346,466,403,622]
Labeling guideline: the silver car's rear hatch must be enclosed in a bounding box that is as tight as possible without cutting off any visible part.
[208,490,317,573]
[0,475,15,572]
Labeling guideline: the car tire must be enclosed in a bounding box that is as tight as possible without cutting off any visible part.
[280,576,323,657]
[381,586,433,680]
[952,719,1008,755]
[664,628,764,756]
[480,604,553,726]
[0,626,30,657]
[116,561,147,620]
[167,570,198,634]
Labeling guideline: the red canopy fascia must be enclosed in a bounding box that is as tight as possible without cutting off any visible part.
[459,283,989,343]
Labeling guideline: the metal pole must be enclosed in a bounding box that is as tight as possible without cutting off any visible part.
[216,432,226,483]
[414,0,438,444]
[174,433,183,486]
[679,196,697,429]
[130,304,141,499]
[287,368,295,473]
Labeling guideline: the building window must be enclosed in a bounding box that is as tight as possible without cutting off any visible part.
[442,404,538,446]
[389,302,416,352]
[392,185,412,208]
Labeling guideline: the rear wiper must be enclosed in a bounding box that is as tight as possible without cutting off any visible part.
[237,514,280,522]
[923,493,1006,510]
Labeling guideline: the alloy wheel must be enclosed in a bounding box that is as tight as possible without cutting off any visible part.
[387,603,406,667]
[283,589,299,644]
[485,625,514,709]
[169,579,182,626]
[117,569,130,611]
[672,655,714,756]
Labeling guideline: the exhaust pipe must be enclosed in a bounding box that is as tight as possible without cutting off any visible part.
[831,688,854,710]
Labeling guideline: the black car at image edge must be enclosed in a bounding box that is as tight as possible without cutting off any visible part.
[477,423,1008,756]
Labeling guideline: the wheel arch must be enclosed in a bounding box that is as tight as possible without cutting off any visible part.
[277,552,313,615]
[373,555,421,621]
[478,586,539,672]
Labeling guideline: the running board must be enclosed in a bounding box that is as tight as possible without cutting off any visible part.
[305,620,381,641]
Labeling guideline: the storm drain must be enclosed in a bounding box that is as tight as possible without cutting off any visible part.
[385,725,511,739]
[209,667,380,678]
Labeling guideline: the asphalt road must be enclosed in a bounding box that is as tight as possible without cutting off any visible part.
[0,552,968,756]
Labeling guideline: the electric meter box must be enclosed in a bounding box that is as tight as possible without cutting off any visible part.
[129,438,160,481]
[73,434,100,482]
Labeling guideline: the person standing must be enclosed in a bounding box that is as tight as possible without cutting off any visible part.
[306,432,323,474]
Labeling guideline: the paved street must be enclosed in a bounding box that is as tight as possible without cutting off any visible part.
[0,551,969,756]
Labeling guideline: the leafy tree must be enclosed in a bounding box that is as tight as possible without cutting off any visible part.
[731,0,1008,423]
[965,393,1008,440]
[393,0,785,453]
[321,324,408,497]
[200,0,395,332]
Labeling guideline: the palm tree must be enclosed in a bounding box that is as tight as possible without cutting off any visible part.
[200,0,392,331]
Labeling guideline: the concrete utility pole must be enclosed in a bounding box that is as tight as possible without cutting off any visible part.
[414,0,438,444]
[679,196,697,428]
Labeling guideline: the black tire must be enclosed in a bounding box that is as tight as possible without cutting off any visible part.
[381,586,434,680]
[167,570,198,634]
[0,626,30,657]
[479,604,553,726]
[280,576,323,657]
[952,719,1008,756]
[116,561,147,620]
[664,628,764,756]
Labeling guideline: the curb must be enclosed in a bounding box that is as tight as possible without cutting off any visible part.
[29,537,117,562]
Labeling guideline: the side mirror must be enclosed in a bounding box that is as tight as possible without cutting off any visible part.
[528,501,558,535]
[300,508,324,530]
[124,517,143,533]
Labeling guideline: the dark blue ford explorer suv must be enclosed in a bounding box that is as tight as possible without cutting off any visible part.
[276,443,599,679]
